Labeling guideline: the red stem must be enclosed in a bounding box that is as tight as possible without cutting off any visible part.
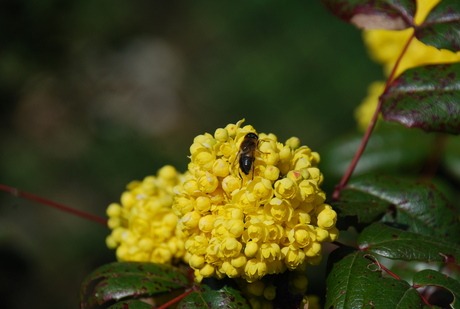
[156,288,195,309]
[332,32,416,200]
[0,183,108,226]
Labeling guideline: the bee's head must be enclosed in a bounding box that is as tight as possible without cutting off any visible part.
[245,132,258,140]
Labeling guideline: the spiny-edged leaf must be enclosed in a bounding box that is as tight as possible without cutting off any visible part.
[178,283,251,309]
[80,262,189,309]
[415,0,460,51]
[341,174,460,244]
[381,63,460,134]
[358,222,460,263]
[321,123,433,183]
[107,299,153,309]
[325,248,426,309]
[320,0,415,30]
[413,269,460,308]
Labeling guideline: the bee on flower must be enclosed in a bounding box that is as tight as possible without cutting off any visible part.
[173,119,339,283]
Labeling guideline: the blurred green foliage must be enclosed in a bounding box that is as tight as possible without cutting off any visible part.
[0,1,381,308]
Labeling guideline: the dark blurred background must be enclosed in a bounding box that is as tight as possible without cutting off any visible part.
[0,1,381,308]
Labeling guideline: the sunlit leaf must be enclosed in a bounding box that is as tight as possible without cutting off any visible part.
[338,174,460,243]
[413,269,460,308]
[358,223,460,262]
[80,262,189,309]
[381,63,460,134]
[325,248,426,309]
[416,0,460,51]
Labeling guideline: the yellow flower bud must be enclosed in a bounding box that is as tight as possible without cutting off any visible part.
[198,215,215,233]
[245,259,267,282]
[189,254,205,268]
[180,211,201,230]
[212,158,230,177]
[274,178,298,199]
[285,137,300,149]
[232,254,247,268]
[317,207,337,229]
[197,172,218,193]
[245,241,259,258]
[107,203,122,217]
[214,128,229,142]
[195,196,211,213]
[200,264,215,277]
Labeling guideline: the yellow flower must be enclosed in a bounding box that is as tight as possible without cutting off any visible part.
[106,165,187,265]
[173,119,338,283]
[355,0,460,130]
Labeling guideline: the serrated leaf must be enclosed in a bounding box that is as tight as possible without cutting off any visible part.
[339,174,460,244]
[415,0,460,51]
[413,269,460,308]
[381,63,460,134]
[80,262,189,309]
[107,299,153,309]
[320,0,415,30]
[325,248,425,309]
[178,283,251,309]
[358,222,460,262]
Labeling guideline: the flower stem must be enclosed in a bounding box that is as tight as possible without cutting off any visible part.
[0,183,108,226]
[332,32,416,201]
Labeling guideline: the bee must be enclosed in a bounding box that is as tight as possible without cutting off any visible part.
[237,132,259,176]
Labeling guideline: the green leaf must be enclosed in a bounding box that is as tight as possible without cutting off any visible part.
[80,262,189,309]
[319,0,415,30]
[178,283,251,309]
[338,174,460,243]
[107,299,153,309]
[415,0,460,52]
[321,123,433,182]
[325,248,425,309]
[381,63,460,134]
[358,222,460,262]
[413,269,460,308]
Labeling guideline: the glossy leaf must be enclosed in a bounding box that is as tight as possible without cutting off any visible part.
[358,222,460,262]
[107,299,153,309]
[413,269,460,308]
[80,262,189,309]
[337,174,460,243]
[381,63,460,134]
[325,248,426,309]
[178,283,251,309]
[415,0,460,51]
[320,0,415,30]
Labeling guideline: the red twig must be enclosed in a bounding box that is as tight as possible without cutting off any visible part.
[367,256,432,307]
[332,32,416,201]
[156,288,195,309]
[0,183,108,226]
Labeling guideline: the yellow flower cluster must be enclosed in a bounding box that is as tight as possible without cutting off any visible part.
[355,0,460,129]
[106,165,187,264]
[173,120,339,283]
